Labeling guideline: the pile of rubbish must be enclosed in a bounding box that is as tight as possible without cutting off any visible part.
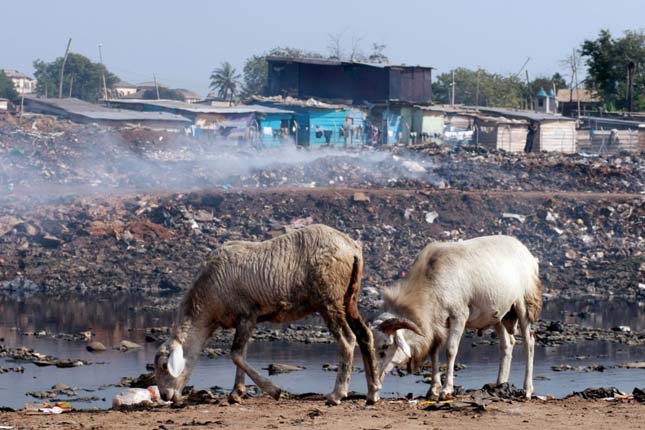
[1,119,643,201]
[1,187,642,306]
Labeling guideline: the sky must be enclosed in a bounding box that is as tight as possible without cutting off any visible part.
[1,0,643,96]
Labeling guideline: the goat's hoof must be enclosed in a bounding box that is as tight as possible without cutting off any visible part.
[438,391,454,401]
[268,388,282,401]
[366,392,380,405]
[325,394,343,406]
[228,392,245,404]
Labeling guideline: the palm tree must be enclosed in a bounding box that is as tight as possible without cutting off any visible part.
[209,62,240,105]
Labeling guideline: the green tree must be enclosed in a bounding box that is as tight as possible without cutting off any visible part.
[0,70,19,102]
[209,62,240,104]
[432,68,526,107]
[142,87,185,101]
[241,47,324,97]
[33,53,119,102]
[581,29,645,111]
[530,73,567,96]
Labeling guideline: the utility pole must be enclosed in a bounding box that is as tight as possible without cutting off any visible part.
[153,73,160,100]
[475,67,481,106]
[68,75,74,97]
[525,70,531,110]
[450,70,456,106]
[58,38,72,98]
[98,43,108,100]
[627,61,635,113]
[572,48,581,119]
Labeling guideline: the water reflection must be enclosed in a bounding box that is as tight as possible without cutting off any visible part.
[0,294,644,410]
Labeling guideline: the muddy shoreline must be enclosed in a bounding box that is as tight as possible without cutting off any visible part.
[1,396,644,430]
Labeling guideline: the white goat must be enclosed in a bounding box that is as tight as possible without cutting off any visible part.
[373,235,542,399]
[154,224,380,406]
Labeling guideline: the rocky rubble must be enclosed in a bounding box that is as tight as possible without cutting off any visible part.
[0,345,92,368]
[0,188,642,306]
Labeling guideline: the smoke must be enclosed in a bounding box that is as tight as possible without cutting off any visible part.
[0,122,446,205]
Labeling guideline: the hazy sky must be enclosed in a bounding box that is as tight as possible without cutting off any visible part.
[2,0,643,95]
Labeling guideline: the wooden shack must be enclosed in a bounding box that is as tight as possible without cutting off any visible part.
[474,115,529,152]
[479,108,577,153]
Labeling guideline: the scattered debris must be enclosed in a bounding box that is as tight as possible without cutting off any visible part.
[264,364,306,375]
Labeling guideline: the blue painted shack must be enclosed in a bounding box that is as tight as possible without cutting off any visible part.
[252,96,367,147]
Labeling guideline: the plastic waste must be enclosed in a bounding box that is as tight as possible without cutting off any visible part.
[112,386,161,407]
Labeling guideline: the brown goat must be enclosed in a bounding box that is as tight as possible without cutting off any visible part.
[154,224,380,405]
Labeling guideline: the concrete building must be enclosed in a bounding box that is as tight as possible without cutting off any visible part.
[113,81,138,98]
[556,88,602,117]
[0,98,9,112]
[3,70,36,95]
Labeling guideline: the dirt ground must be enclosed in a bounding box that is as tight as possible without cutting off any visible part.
[1,397,644,430]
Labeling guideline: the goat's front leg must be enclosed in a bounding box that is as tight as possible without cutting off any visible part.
[425,346,441,399]
[440,316,466,400]
[228,343,248,403]
[495,322,514,385]
[231,318,282,400]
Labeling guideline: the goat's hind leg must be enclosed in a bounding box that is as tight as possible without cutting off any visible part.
[322,309,356,406]
[231,318,282,400]
[347,312,381,404]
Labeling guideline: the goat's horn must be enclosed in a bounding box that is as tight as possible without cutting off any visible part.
[377,318,423,337]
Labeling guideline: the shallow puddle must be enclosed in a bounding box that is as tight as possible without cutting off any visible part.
[1,295,643,410]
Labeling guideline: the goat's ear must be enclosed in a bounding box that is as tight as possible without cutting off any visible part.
[378,318,423,337]
[168,344,186,378]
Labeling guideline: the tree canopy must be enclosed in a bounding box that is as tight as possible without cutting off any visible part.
[0,70,19,102]
[209,62,240,103]
[581,29,645,111]
[33,53,119,102]
[432,68,526,107]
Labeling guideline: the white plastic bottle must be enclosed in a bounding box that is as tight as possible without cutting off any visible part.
[112,386,161,407]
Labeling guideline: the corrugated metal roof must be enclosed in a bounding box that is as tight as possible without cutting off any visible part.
[478,107,575,122]
[266,56,433,70]
[106,99,293,114]
[251,95,351,110]
[24,96,190,123]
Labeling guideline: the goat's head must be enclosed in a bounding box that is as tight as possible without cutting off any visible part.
[154,339,188,402]
[372,314,423,383]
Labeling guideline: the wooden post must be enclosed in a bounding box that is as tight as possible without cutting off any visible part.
[627,61,635,113]
[58,38,72,98]
[475,68,481,106]
[450,70,456,106]
[153,74,160,100]
[525,70,531,110]
[68,75,74,97]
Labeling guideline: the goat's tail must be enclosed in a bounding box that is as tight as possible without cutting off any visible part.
[343,254,364,320]
[525,269,543,323]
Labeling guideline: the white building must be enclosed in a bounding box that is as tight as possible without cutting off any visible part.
[3,70,37,95]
